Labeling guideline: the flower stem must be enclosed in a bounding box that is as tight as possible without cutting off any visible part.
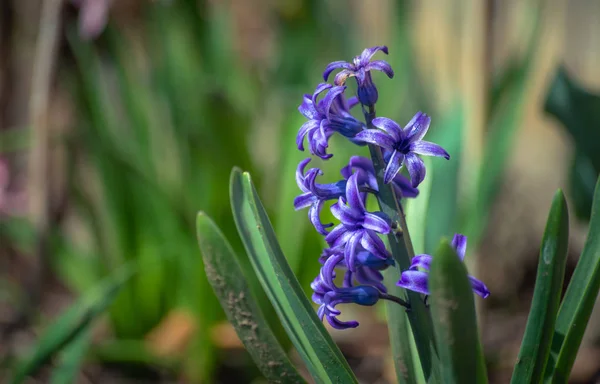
[379,293,410,308]
[363,105,441,383]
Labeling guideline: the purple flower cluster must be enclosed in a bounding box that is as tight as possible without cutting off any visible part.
[295,46,489,329]
[397,234,490,298]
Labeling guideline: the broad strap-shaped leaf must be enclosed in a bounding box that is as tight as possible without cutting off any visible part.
[429,240,488,384]
[10,265,134,384]
[511,190,569,384]
[546,176,600,382]
[230,168,358,384]
[196,212,305,383]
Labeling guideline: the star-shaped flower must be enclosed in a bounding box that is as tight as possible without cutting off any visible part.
[354,112,450,186]
[323,46,394,106]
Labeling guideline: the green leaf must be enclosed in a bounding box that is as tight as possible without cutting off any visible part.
[545,67,600,221]
[546,176,600,382]
[230,168,358,384]
[49,329,92,384]
[429,239,487,384]
[196,212,305,383]
[10,265,134,384]
[511,190,569,384]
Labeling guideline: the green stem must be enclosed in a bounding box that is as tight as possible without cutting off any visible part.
[364,105,441,383]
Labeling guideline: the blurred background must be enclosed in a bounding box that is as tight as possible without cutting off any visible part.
[1,0,600,383]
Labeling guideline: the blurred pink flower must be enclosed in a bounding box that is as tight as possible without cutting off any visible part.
[0,159,8,211]
[72,0,112,40]
[0,158,27,217]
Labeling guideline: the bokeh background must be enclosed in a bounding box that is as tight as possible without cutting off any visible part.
[1,0,600,383]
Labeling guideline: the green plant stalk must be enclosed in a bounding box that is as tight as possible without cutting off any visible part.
[364,106,440,382]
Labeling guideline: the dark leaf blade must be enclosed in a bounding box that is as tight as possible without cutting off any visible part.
[196,212,305,383]
[546,177,600,382]
[545,67,600,221]
[429,239,487,384]
[511,190,569,384]
[230,168,358,384]
[10,265,134,384]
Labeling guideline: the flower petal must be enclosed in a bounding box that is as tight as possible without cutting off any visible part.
[320,86,346,122]
[345,232,361,271]
[383,150,404,184]
[325,224,349,246]
[309,200,333,235]
[405,112,431,142]
[293,193,315,210]
[323,61,354,81]
[410,141,450,160]
[409,254,433,271]
[451,234,468,260]
[321,253,344,289]
[331,198,362,225]
[298,94,317,119]
[296,120,319,151]
[346,96,359,110]
[372,117,402,141]
[360,230,389,259]
[312,82,332,106]
[397,270,430,295]
[334,70,355,86]
[365,60,394,78]
[392,173,419,198]
[405,153,426,188]
[295,158,312,191]
[345,173,366,212]
[468,276,490,298]
[362,212,391,234]
[353,130,396,149]
[359,46,389,64]
[326,313,359,330]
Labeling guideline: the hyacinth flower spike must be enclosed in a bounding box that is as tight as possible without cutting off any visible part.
[323,46,394,106]
[354,112,450,186]
[397,234,490,298]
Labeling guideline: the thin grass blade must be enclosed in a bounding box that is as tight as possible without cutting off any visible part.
[429,239,488,384]
[511,190,569,384]
[10,265,134,384]
[230,168,358,384]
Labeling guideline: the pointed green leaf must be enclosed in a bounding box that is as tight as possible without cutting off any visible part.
[546,177,600,382]
[429,240,487,384]
[511,190,569,384]
[196,212,305,383]
[10,265,134,384]
[49,329,91,384]
[230,168,358,384]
